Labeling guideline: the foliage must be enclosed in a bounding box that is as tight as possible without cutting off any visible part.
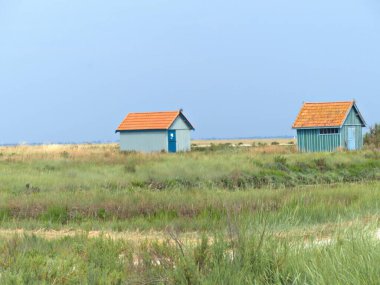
[364,124,380,148]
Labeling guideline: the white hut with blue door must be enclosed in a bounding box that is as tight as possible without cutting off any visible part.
[116,110,194,152]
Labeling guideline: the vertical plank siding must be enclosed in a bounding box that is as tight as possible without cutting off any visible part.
[340,126,363,149]
[341,108,364,149]
[297,129,341,152]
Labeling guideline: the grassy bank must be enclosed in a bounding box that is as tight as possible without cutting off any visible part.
[0,145,379,193]
[0,182,378,232]
[0,144,379,284]
[0,226,379,284]
[0,144,378,231]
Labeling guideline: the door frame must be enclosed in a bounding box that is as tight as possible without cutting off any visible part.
[347,127,356,150]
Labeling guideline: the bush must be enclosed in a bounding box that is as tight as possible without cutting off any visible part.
[60,151,70,159]
[274,156,287,166]
[271,141,280,145]
[208,143,233,152]
[364,124,380,148]
[42,206,69,224]
[313,158,330,171]
[124,160,137,173]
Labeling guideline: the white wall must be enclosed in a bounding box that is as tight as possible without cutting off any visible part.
[119,131,167,152]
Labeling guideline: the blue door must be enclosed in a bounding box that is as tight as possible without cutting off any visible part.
[168,130,177,153]
[347,127,356,150]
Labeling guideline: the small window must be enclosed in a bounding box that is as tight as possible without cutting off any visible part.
[320,128,339,135]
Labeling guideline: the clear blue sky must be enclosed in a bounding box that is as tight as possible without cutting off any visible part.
[0,0,379,144]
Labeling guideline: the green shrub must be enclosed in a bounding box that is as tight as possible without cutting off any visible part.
[60,151,70,159]
[97,208,107,220]
[274,156,287,165]
[364,124,380,148]
[0,209,11,220]
[42,206,69,224]
[124,160,137,173]
[313,158,330,171]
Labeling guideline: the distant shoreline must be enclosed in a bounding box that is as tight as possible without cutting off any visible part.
[194,136,294,141]
[0,136,295,147]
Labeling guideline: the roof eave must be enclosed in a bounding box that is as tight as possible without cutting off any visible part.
[179,112,195,130]
[116,128,168,132]
[293,125,342,130]
[352,103,367,127]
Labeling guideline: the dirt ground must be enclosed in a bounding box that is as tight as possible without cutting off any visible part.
[0,228,200,244]
[0,215,378,246]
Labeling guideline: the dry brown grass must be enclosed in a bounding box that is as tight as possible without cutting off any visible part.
[192,138,296,146]
[0,143,118,158]
[246,144,297,154]
[0,143,162,163]
[0,141,297,162]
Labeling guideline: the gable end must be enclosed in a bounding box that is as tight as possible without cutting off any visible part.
[342,104,366,127]
[169,113,195,130]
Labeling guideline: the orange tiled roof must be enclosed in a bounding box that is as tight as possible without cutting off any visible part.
[117,111,181,131]
[292,101,354,128]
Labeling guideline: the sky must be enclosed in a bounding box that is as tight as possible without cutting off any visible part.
[0,0,379,144]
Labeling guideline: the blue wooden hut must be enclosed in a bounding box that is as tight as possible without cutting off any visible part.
[292,101,366,152]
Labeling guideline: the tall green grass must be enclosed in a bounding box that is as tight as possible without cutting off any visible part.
[0,227,379,284]
[0,148,378,232]
[0,182,378,232]
[0,149,378,193]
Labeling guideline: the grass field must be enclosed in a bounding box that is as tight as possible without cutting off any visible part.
[0,143,379,284]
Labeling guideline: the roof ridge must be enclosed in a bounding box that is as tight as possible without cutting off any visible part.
[128,111,180,115]
[303,101,354,104]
